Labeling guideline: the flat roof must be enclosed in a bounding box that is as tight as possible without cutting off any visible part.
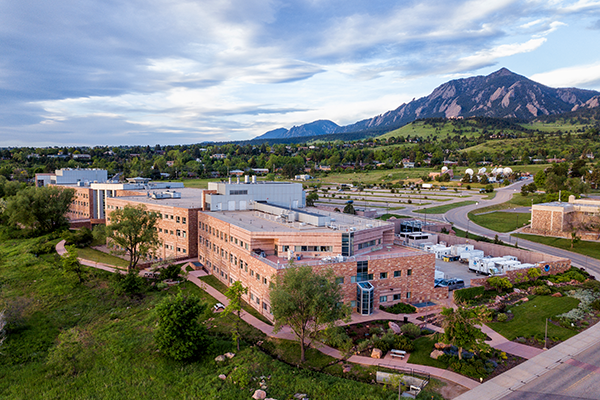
[207,208,392,233]
[258,244,425,269]
[108,188,205,209]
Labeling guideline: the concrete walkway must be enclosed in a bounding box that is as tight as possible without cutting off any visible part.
[55,242,543,390]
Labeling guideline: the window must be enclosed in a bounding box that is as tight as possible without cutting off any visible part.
[176,216,180,223]
[358,239,378,250]
[170,215,173,220]
[230,189,248,195]
[380,296,387,303]
[256,273,260,281]
[263,277,267,285]
[380,272,388,279]
[263,302,268,310]
[182,248,186,253]
[170,230,174,235]
[182,217,186,224]
[159,228,163,233]
[250,293,254,301]
[406,292,411,299]
[240,241,244,248]
[182,231,187,238]
[255,296,260,305]
[394,270,401,278]
[176,229,181,236]
[282,245,289,252]
[245,243,249,250]
[350,300,356,308]
[393,294,401,301]
[250,270,254,277]
[335,277,344,285]
[407,269,412,276]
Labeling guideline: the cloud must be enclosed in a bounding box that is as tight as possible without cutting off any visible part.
[1,0,600,145]
[530,62,600,88]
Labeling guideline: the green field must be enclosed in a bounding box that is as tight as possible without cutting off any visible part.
[487,295,580,341]
[414,200,477,214]
[0,236,399,400]
[514,233,600,261]
[469,211,531,233]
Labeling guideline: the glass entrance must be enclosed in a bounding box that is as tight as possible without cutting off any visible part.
[356,281,374,315]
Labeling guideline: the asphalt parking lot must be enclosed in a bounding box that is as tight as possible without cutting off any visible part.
[435,259,475,287]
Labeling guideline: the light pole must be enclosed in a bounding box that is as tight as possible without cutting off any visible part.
[515,208,519,248]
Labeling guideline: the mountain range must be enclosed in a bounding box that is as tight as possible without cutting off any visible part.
[255,68,600,140]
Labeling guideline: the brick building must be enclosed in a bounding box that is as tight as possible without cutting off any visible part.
[197,200,445,320]
[105,188,205,260]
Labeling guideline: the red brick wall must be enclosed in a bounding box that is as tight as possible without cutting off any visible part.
[106,198,199,259]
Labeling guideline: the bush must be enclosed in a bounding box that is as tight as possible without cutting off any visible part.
[157,264,185,281]
[496,313,508,322]
[488,277,513,293]
[454,286,485,303]
[379,302,416,314]
[590,299,600,312]
[62,228,94,248]
[400,323,421,338]
[533,286,551,295]
[449,357,493,378]
[393,335,415,352]
[112,270,147,296]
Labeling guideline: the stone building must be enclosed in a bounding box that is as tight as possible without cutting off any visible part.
[197,201,446,320]
[531,196,600,236]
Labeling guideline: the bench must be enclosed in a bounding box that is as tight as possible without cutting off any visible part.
[390,349,406,359]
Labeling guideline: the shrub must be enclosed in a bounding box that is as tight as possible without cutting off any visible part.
[591,299,600,312]
[157,264,185,281]
[496,313,508,322]
[527,268,541,281]
[393,335,415,352]
[379,302,416,314]
[454,286,485,303]
[533,286,551,295]
[400,323,421,338]
[488,277,513,293]
[112,270,147,296]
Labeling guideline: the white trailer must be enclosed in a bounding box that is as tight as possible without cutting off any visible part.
[451,244,474,256]
[431,245,452,259]
[459,250,484,263]
[469,257,501,275]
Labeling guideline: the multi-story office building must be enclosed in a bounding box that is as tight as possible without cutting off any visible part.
[196,180,446,320]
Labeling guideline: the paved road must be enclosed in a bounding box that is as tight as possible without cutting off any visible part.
[501,341,600,400]
[444,178,600,278]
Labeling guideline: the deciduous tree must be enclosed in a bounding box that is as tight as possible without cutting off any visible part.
[106,204,159,272]
[270,265,350,363]
[154,291,208,360]
[222,280,248,351]
[6,186,74,234]
[441,305,491,360]
[62,245,86,284]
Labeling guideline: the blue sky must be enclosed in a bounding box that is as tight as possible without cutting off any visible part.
[2,0,600,147]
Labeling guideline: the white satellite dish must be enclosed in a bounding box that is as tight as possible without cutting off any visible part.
[503,167,513,175]
[465,168,473,176]
[497,168,504,175]
[478,167,486,174]
[491,168,498,175]
[441,166,448,173]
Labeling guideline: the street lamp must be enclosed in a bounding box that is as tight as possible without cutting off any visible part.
[466,202,478,241]
[515,208,519,248]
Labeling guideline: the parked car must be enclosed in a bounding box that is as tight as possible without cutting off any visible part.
[435,278,465,291]
[213,302,225,312]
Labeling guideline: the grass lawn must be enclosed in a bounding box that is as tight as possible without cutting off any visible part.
[199,275,274,325]
[514,233,600,261]
[378,213,411,220]
[414,200,476,214]
[407,334,450,369]
[77,246,129,269]
[469,211,531,233]
[0,235,398,400]
[487,295,580,341]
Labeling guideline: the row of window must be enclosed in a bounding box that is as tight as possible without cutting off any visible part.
[336,269,412,284]
[161,214,186,224]
[357,239,381,250]
[72,200,89,207]
[281,245,333,252]
[164,244,187,253]
[380,293,410,302]
[158,228,187,237]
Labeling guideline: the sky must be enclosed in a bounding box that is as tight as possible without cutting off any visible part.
[2,0,600,147]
